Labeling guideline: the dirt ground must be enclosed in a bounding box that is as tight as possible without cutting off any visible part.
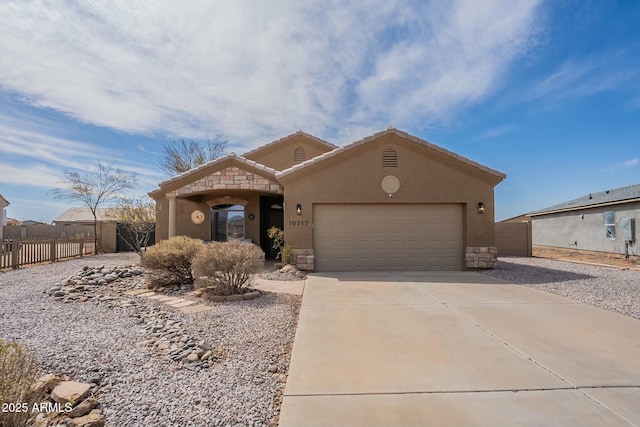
[533,245,640,269]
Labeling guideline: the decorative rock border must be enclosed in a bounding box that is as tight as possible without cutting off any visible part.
[46,265,143,303]
[46,265,217,372]
[137,305,219,372]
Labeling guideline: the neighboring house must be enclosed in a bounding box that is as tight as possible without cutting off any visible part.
[499,214,530,223]
[53,207,117,253]
[6,218,21,226]
[149,127,506,272]
[527,184,639,255]
[0,193,9,241]
[53,207,110,225]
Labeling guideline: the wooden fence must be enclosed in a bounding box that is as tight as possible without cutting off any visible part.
[0,237,95,269]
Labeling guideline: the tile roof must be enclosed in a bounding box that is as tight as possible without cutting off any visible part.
[528,183,640,216]
[155,153,279,188]
[276,126,507,180]
[242,130,337,157]
[54,207,110,222]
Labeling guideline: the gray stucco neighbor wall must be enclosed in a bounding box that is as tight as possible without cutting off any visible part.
[531,201,640,255]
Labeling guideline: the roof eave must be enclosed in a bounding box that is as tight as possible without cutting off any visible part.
[527,197,640,217]
[277,127,507,181]
[150,154,278,196]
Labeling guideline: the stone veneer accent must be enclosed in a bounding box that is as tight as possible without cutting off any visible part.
[465,247,498,269]
[293,249,315,271]
[177,166,283,196]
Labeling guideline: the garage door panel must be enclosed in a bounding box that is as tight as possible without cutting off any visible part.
[314,204,463,271]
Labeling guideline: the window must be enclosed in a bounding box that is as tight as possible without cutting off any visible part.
[294,147,305,162]
[604,211,615,239]
[212,204,245,241]
[383,148,397,167]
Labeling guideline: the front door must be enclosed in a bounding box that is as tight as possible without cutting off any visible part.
[260,196,284,257]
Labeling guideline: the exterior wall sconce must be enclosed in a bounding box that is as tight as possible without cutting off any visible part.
[477,202,485,214]
[296,204,302,215]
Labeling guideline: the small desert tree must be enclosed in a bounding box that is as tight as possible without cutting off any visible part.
[267,226,293,264]
[52,162,138,253]
[161,134,228,175]
[106,196,156,259]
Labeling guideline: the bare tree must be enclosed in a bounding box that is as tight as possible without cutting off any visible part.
[160,134,228,175]
[51,162,138,252]
[106,196,156,259]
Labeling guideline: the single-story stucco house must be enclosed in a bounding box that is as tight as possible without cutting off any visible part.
[53,207,110,226]
[0,193,9,241]
[149,127,506,272]
[527,184,639,256]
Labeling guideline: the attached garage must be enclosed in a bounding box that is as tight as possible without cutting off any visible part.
[314,204,464,271]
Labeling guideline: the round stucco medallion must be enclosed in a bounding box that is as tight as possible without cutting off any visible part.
[190,209,205,224]
[381,175,400,194]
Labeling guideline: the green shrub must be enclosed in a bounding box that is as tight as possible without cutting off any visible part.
[192,241,265,295]
[143,235,204,288]
[0,340,43,427]
[282,244,294,265]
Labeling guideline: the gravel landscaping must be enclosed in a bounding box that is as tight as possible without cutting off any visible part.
[482,256,640,320]
[0,253,301,427]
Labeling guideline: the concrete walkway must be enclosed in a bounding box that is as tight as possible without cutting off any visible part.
[124,289,215,313]
[279,271,640,427]
[251,277,305,296]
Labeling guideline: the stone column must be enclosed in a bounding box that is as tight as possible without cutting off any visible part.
[167,192,177,238]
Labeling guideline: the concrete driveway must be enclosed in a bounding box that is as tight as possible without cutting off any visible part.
[278,271,640,427]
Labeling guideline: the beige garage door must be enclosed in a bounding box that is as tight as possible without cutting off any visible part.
[314,204,463,271]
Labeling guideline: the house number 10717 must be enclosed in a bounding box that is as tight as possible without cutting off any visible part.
[289,220,308,226]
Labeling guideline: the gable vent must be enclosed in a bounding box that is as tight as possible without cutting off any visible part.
[294,147,305,162]
[382,148,398,167]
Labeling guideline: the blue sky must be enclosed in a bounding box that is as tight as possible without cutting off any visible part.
[0,1,639,222]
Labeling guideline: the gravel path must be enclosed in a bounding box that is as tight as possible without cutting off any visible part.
[0,254,301,427]
[482,257,640,320]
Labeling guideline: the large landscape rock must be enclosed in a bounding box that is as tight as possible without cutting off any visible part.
[51,381,91,405]
[31,373,63,396]
[70,411,105,427]
[68,397,100,417]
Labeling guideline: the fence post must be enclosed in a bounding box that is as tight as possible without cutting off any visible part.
[50,239,57,262]
[11,238,19,269]
[79,239,84,257]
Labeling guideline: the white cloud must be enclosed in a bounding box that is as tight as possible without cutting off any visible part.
[0,113,163,190]
[609,157,638,170]
[530,52,637,101]
[0,162,62,188]
[0,0,543,143]
[469,125,516,143]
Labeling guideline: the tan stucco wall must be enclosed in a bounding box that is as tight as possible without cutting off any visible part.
[97,222,117,253]
[244,134,334,171]
[279,133,499,251]
[495,221,532,257]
